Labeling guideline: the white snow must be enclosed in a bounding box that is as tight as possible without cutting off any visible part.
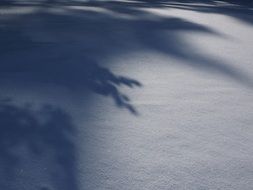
[0,1,253,190]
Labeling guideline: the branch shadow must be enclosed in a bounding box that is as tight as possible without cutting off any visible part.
[1,0,253,90]
[0,1,253,189]
[0,59,142,114]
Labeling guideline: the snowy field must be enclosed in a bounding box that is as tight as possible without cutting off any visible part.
[0,0,253,189]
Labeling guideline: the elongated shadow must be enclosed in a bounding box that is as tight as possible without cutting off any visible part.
[2,0,252,88]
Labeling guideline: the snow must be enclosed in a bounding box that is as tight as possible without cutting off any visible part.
[0,1,253,190]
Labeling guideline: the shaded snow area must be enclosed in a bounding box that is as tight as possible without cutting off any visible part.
[0,0,253,190]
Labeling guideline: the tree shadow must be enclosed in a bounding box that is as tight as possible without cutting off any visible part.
[154,0,253,25]
[0,99,77,190]
[0,1,253,189]
[0,58,141,114]
[1,0,253,92]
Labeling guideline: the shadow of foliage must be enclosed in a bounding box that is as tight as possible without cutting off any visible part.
[0,59,141,114]
[1,0,253,92]
[0,1,253,189]
[0,99,77,190]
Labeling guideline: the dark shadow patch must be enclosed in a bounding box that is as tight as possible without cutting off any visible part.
[0,100,78,190]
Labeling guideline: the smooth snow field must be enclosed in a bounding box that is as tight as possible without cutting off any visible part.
[0,0,253,190]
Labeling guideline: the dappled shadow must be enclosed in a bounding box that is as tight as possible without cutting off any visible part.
[1,0,253,94]
[0,59,141,114]
[1,0,253,189]
[155,1,253,25]
[1,0,252,22]
[0,99,77,190]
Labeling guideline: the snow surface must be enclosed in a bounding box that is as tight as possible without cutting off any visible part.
[0,1,253,190]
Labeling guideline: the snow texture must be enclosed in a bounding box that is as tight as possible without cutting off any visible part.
[0,0,253,190]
